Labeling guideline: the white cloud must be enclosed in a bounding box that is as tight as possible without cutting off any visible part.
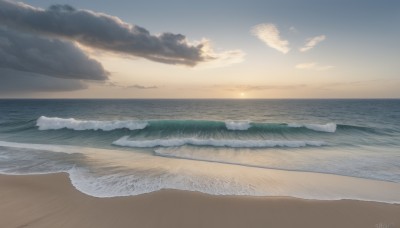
[196,39,246,69]
[299,35,326,52]
[295,62,333,71]
[221,84,307,91]
[251,23,290,54]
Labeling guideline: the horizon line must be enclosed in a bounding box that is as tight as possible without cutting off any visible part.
[1,98,399,100]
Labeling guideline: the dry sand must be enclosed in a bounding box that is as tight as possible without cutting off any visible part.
[0,173,399,228]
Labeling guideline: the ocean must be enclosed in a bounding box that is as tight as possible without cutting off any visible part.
[1,99,400,202]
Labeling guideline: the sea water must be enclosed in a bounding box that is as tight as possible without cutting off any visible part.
[0,99,399,201]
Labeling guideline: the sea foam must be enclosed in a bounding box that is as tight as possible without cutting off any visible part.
[37,116,148,131]
[225,120,251,130]
[112,136,326,148]
[1,140,400,202]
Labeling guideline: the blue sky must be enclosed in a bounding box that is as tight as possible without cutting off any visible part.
[1,0,399,98]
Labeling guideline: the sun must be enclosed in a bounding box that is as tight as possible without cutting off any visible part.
[240,92,245,98]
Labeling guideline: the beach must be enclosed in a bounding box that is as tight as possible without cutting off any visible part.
[1,0,399,225]
[1,173,399,228]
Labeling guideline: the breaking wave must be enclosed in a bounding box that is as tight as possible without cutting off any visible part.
[288,123,337,133]
[37,116,148,131]
[36,116,339,133]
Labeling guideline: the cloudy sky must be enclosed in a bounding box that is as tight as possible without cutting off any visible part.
[0,0,399,98]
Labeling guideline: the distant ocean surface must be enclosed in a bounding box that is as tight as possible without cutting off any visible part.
[1,99,400,202]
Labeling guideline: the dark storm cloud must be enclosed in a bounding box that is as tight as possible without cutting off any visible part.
[0,68,87,94]
[0,0,207,66]
[0,26,107,93]
[0,27,108,80]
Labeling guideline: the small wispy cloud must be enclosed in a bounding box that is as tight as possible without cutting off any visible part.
[105,82,157,89]
[295,62,333,71]
[126,84,158,89]
[197,39,246,69]
[251,23,290,54]
[212,84,307,91]
[299,35,326,52]
[232,84,306,91]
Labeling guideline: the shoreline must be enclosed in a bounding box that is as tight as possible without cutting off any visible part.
[1,173,399,228]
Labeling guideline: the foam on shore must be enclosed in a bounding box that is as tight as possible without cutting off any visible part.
[1,141,400,202]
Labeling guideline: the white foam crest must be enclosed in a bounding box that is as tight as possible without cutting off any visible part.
[288,122,337,133]
[36,116,148,131]
[112,136,326,148]
[225,120,251,130]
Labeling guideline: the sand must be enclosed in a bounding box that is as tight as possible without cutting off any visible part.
[0,173,399,228]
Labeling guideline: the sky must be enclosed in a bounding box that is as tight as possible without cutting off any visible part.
[0,0,399,98]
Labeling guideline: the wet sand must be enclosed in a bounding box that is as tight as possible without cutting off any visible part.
[0,173,399,228]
